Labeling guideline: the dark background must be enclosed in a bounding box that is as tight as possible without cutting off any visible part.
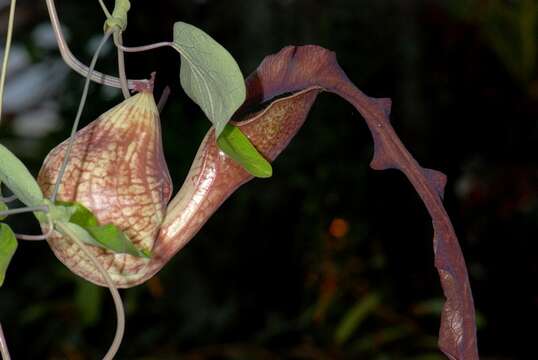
[0,0,537,359]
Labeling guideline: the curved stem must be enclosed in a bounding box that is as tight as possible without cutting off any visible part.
[0,323,11,360]
[56,222,125,360]
[0,0,17,127]
[16,215,53,241]
[114,31,130,99]
[51,31,112,203]
[44,0,143,89]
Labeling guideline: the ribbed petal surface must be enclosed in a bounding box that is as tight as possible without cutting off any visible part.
[38,92,172,287]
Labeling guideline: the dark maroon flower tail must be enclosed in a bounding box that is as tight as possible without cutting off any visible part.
[245,45,478,359]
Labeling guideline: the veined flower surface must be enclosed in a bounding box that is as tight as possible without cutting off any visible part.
[38,91,172,287]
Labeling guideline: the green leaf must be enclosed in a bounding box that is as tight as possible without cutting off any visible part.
[60,222,150,258]
[52,201,150,258]
[0,223,18,286]
[55,201,98,228]
[34,199,69,224]
[0,144,44,207]
[217,124,273,178]
[58,221,100,246]
[172,21,246,137]
[86,224,151,258]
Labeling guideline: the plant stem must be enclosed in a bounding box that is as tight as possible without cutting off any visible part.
[44,0,143,89]
[0,205,48,218]
[157,86,171,113]
[16,233,48,241]
[50,31,112,203]
[115,41,174,53]
[56,221,125,360]
[0,323,11,360]
[114,31,131,99]
[98,0,112,18]
[0,0,17,127]
[16,216,53,241]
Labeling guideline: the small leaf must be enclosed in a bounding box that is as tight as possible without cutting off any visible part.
[55,201,98,228]
[61,222,150,258]
[172,21,246,137]
[86,224,150,258]
[0,223,18,286]
[52,200,150,258]
[60,222,100,247]
[217,124,272,178]
[0,144,44,207]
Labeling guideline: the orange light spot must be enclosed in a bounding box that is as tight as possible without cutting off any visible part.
[146,276,164,298]
[329,218,349,238]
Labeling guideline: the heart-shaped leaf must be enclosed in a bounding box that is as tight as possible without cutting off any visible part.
[0,144,44,207]
[217,124,272,178]
[0,223,17,286]
[172,21,246,137]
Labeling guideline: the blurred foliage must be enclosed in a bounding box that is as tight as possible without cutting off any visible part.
[0,0,536,359]
[445,0,538,91]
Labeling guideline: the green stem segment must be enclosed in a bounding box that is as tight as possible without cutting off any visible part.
[104,0,130,32]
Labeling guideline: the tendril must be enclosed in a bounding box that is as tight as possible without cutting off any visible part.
[56,222,125,360]
[44,0,143,89]
[16,215,54,241]
[115,41,174,53]
[157,86,171,113]
[114,31,131,99]
[98,0,112,18]
[50,31,112,203]
[0,0,17,128]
